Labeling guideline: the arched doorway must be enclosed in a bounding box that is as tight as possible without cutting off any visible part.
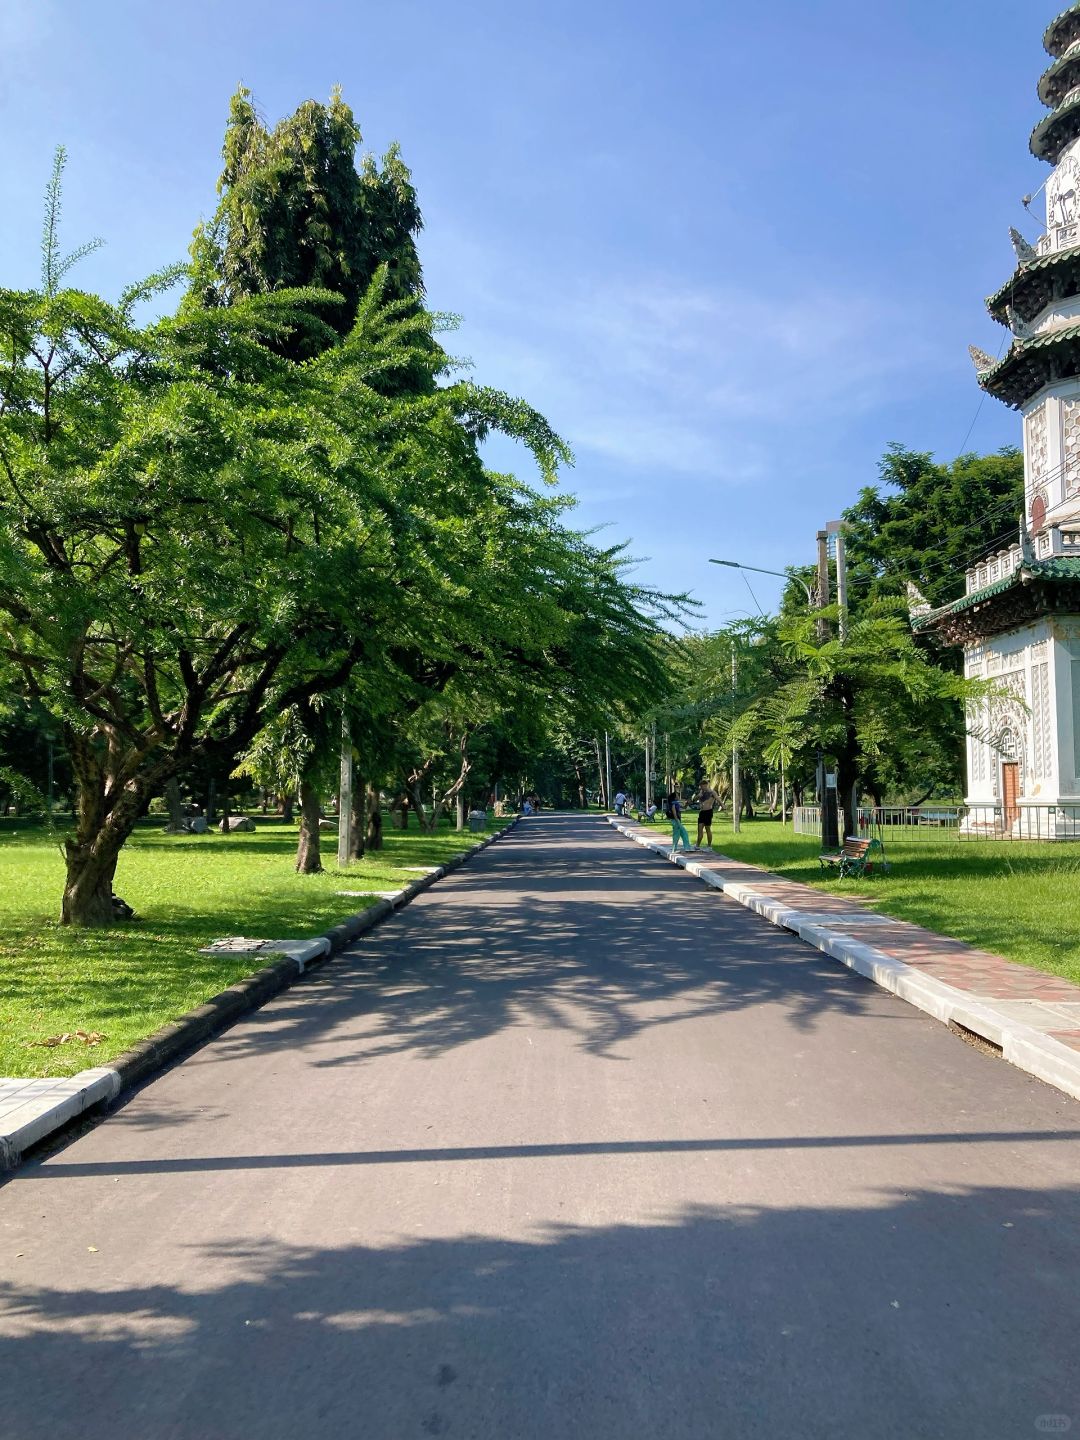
[1000,729,1021,829]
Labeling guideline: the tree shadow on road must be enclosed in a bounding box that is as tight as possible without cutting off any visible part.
[200,817,894,1070]
[2,1179,1079,1439]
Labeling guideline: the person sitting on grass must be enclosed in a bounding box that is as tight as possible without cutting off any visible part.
[664,791,692,856]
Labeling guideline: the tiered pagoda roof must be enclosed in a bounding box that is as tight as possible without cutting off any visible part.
[986,246,1080,326]
[1033,6,1080,160]
[976,322,1080,409]
[975,5,1080,408]
[1046,5,1080,61]
[913,554,1080,644]
[926,6,1080,642]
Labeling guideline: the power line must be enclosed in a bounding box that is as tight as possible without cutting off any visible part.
[740,571,766,616]
[837,448,1074,597]
[955,327,1010,456]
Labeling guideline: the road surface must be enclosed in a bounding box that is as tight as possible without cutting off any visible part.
[3,814,1080,1439]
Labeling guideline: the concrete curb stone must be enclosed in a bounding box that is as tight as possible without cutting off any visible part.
[607,815,1080,1106]
[1,818,519,1170]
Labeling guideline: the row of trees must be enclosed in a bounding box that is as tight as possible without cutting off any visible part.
[634,445,1025,833]
[0,92,683,925]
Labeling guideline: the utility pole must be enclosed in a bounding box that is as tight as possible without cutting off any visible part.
[816,529,832,640]
[337,712,352,869]
[815,527,842,848]
[605,731,612,812]
[731,640,741,834]
[644,734,653,812]
[828,520,849,644]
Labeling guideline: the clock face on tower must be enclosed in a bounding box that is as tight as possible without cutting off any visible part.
[1050,154,1080,229]
[1053,186,1076,226]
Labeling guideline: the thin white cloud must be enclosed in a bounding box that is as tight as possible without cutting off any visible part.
[430,221,941,485]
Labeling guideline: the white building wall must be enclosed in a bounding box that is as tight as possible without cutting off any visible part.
[965,622,1080,830]
[965,623,1048,803]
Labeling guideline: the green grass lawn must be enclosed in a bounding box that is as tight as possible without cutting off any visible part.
[0,814,508,1079]
[678,813,1080,985]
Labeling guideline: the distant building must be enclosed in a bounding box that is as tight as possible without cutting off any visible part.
[917,3,1080,837]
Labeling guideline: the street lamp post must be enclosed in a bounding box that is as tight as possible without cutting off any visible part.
[709,559,814,606]
[731,640,740,834]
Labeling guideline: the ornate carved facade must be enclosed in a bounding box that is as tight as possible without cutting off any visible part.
[918,5,1080,835]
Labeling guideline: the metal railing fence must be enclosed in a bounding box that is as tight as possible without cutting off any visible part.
[792,804,1080,842]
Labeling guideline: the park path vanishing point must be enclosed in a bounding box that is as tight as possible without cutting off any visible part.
[2,813,1080,1440]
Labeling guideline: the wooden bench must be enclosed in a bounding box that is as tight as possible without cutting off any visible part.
[819,836,888,878]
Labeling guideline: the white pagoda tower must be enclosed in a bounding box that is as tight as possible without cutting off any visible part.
[917,3,1080,837]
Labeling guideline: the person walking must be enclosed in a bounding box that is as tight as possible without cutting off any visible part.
[666,791,691,857]
[695,779,718,851]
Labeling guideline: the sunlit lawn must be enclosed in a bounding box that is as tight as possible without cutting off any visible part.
[680,813,1080,986]
[0,814,507,1079]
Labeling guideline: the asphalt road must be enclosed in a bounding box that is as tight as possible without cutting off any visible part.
[3,814,1080,1440]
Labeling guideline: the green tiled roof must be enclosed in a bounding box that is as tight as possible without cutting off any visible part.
[977,322,1080,408]
[985,244,1080,324]
[1028,554,1080,579]
[913,555,1080,630]
[1038,44,1080,105]
[1031,89,1080,162]
[1046,4,1080,58]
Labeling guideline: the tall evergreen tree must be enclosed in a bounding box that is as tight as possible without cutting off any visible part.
[191,86,426,360]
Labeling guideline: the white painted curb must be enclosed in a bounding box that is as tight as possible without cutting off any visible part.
[0,1066,122,1170]
[607,817,1080,1104]
[0,821,519,1171]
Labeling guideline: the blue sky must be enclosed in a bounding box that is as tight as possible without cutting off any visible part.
[0,0,1052,624]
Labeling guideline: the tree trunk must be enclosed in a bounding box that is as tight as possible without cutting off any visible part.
[295,776,323,874]
[366,783,383,850]
[220,785,232,836]
[281,792,294,824]
[410,778,433,832]
[456,793,465,831]
[336,714,353,869]
[836,750,860,840]
[62,838,123,926]
[164,777,184,834]
[207,778,216,825]
[61,737,153,926]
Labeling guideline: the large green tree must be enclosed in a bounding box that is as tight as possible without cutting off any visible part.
[701,606,986,837]
[842,444,1025,611]
[0,152,563,923]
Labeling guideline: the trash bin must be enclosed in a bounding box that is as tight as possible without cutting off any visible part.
[468,810,487,833]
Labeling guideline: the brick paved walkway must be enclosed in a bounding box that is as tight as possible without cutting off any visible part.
[612,819,1080,1080]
